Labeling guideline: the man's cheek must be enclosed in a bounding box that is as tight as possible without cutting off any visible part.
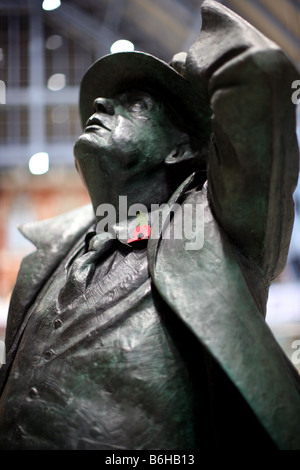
[111,133,141,167]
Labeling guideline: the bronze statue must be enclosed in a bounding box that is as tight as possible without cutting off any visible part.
[0,0,300,449]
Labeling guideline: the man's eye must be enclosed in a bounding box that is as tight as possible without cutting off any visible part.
[116,90,155,113]
[127,96,149,111]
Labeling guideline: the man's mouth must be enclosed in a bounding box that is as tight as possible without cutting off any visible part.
[85,117,111,132]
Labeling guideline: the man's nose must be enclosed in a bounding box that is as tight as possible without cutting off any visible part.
[93,97,115,115]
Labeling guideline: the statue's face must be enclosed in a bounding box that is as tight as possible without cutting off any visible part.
[74,89,184,214]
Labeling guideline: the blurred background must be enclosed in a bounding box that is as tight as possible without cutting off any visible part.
[0,0,300,368]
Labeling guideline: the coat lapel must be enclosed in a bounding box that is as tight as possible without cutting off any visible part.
[3,204,95,364]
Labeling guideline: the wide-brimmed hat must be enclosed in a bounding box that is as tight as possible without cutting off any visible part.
[79,51,211,148]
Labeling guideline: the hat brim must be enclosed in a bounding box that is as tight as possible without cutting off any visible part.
[79,51,211,145]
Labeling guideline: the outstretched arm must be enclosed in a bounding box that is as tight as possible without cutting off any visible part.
[185,0,299,282]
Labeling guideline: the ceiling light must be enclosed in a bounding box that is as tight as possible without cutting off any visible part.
[29,153,49,175]
[110,40,135,54]
[46,35,63,50]
[51,105,69,123]
[47,73,66,91]
[42,0,61,11]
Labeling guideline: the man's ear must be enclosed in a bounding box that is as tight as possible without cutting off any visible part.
[164,142,207,191]
[164,143,195,166]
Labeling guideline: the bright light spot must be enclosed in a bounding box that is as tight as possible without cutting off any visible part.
[110,40,134,54]
[29,153,49,175]
[42,0,61,11]
[46,35,63,50]
[47,73,66,91]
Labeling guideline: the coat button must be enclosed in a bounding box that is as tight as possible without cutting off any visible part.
[43,349,55,360]
[28,387,38,398]
[54,318,63,329]
[15,425,24,441]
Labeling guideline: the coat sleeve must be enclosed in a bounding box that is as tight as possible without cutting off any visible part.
[184,0,299,282]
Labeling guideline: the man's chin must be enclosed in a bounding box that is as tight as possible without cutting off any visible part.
[73,132,107,161]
